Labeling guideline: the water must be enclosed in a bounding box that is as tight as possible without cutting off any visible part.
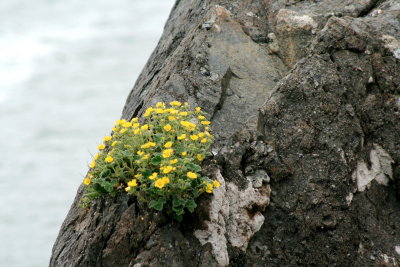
[0,0,175,266]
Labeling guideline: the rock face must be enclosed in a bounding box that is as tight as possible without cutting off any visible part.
[50,0,400,266]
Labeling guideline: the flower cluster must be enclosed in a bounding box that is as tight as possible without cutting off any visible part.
[81,101,219,220]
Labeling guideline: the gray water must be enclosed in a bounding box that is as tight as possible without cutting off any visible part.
[0,0,175,266]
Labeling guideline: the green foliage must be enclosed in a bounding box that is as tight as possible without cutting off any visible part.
[81,101,220,220]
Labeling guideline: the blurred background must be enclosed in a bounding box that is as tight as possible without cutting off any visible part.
[0,0,175,266]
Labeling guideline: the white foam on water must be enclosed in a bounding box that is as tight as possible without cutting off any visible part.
[0,0,176,266]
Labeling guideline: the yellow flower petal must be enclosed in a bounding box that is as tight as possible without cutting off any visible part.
[105,155,114,163]
[190,135,199,141]
[128,179,138,187]
[206,183,213,193]
[177,134,186,140]
[83,178,91,185]
[162,149,173,158]
[187,172,197,179]
[170,101,181,107]
[89,160,96,168]
[164,141,173,148]
[164,124,172,131]
[103,136,112,141]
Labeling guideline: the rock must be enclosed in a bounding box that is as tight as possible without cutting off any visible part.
[51,0,400,266]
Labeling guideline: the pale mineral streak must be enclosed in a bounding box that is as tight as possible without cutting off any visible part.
[194,169,270,266]
[353,144,394,192]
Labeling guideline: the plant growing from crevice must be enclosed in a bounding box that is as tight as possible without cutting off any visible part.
[81,101,220,221]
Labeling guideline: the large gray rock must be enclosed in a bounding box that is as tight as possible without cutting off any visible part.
[50,0,400,266]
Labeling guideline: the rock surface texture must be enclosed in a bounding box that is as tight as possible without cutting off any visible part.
[51,0,400,266]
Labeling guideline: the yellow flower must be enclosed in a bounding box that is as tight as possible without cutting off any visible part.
[137,151,144,156]
[142,154,150,160]
[169,109,179,114]
[198,132,205,137]
[162,149,173,158]
[164,141,173,148]
[200,138,207,143]
[130,117,138,123]
[198,115,205,120]
[170,101,182,107]
[156,102,165,108]
[144,107,154,117]
[169,159,178,164]
[120,128,127,134]
[168,116,175,121]
[163,165,173,174]
[190,135,199,141]
[197,154,203,161]
[115,119,125,126]
[141,124,149,130]
[180,121,196,131]
[103,136,112,141]
[105,155,114,163]
[132,123,140,128]
[156,108,165,114]
[206,183,213,193]
[213,180,221,188]
[182,151,187,156]
[141,142,156,149]
[98,144,105,150]
[128,179,138,187]
[133,128,140,134]
[195,107,201,112]
[187,172,197,179]
[112,127,117,131]
[179,111,188,116]
[164,124,172,131]
[83,177,91,185]
[125,186,131,192]
[94,153,100,160]
[201,121,211,125]
[135,173,143,179]
[154,178,166,189]
[162,176,170,184]
[111,141,118,147]
[149,172,158,180]
[177,133,186,140]
[89,160,96,168]
[122,122,132,128]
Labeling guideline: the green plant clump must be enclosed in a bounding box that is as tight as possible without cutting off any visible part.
[81,101,220,220]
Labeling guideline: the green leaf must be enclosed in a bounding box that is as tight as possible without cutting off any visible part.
[93,183,107,193]
[172,205,185,216]
[174,146,185,154]
[188,163,201,173]
[172,197,185,208]
[103,181,114,193]
[186,199,197,213]
[142,170,152,178]
[154,133,163,143]
[100,169,112,178]
[151,154,162,165]
[149,197,166,211]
